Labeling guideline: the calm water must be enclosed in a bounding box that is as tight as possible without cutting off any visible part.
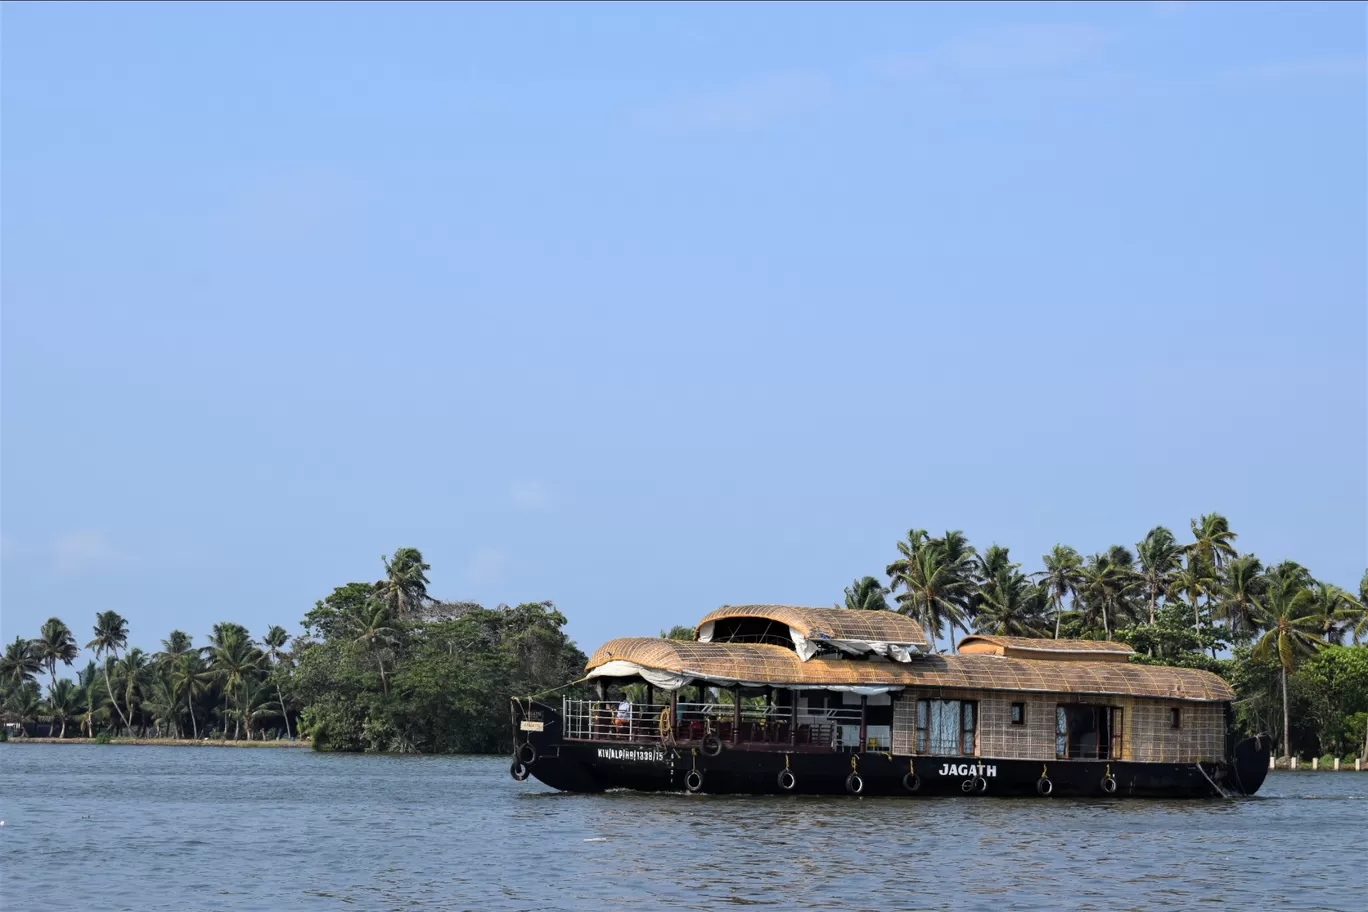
[1,745,1364,911]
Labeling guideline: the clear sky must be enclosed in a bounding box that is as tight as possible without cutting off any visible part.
[2,1,1364,665]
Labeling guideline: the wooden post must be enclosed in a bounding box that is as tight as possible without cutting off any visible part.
[732,687,742,744]
[1291,757,1298,770]
[1313,757,1319,771]
[859,695,868,753]
[1334,757,1340,771]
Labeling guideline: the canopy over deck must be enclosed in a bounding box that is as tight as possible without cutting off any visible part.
[958,635,1134,663]
[696,604,929,661]
[585,638,1234,703]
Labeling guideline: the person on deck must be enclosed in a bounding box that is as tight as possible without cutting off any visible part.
[614,699,631,737]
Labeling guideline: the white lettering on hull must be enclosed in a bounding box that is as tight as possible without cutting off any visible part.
[937,763,997,777]
[596,747,667,762]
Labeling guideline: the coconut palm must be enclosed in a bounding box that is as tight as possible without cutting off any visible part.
[206,624,264,740]
[1035,545,1085,639]
[32,617,79,690]
[112,648,150,736]
[170,653,212,740]
[345,603,399,695]
[1251,573,1320,763]
[4,681,43,733]
[77,661,103,736]
[1305,583,1362,645]
[1,636,42,689]
[1216,555,1266,639]
[375,547,432,620]
[158,630,194,660]
[1135,527,1182,626]
[888,535,974,652]
[261,625,294,738]
[46,678,81,739]
[884,528,930,590]
[1077,548,1139,641]
[86,611,133,731]
[1170,557,1217,636]
[972,567,1049,637]
[1188,513,1238,570]
[841,576,889,611]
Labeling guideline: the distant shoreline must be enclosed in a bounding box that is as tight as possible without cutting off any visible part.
[5,737,311,749]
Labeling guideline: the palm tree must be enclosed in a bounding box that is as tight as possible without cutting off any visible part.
[77,661,103,736]
[1252,573,1320,763]
[375,547,432,620]
[345,604,399,695]
[1188,513,1238,570]
[47,678,81,738]
[1305,583,1362,645]
[206,624,264,740]
[841,577,889,611]
[86,611,133,732]
[1077,548,1139,641]
[884,528,930,590]
[1216,555,1266,639]
[32,618,79,691]
[1170,556,1217,636]
[1135,527,1182,626]
[170,653,212,740]
[261,625,293,739]
[1035,545,1084,639]
[158,630,194,659]
[1,636,42,689]
[4,682,43,734]
[113,648,149,736]
[973,567,1049,637]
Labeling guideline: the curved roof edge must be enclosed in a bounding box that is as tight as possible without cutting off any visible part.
[697,604,929,649]
[585,638,1233,703]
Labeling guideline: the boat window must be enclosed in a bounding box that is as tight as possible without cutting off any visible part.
[1010,702,1025,726]
[915,699,977,755]
[1055,704,1121,760]
[1169,707,1181,729]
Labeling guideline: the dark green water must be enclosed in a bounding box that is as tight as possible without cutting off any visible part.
[1,744,1363,911]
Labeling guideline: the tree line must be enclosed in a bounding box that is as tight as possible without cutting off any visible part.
[834,513,1368,763]
[0,548,585,754]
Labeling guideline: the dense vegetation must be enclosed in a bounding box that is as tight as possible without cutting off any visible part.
[3,517,1366,763]
[0,548,585,754]
[840,513,1368,763]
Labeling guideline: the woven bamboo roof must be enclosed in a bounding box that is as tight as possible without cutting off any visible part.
[586,638,1233,703]
[698,605,929,648]
[958,635,1134,663]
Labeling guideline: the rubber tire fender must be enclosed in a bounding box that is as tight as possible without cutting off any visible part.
[700,734,723,757]
[516,741,538,766]
[1036,777,1053,797]
[510,759,530,782]
[777,768,796,791]
[902,773,921,793]
[973,776,988,794]
[1101,776,1118,795]
[685,769,705,793]
[845,772,864,795]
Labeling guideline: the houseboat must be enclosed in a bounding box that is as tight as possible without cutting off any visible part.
[509,605,1271,798]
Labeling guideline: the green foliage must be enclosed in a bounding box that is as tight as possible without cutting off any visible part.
[659,625,695,641]
[93,731,111,744]
[841,576,890,611]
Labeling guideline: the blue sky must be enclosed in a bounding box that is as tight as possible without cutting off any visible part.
[2,1,1364,665]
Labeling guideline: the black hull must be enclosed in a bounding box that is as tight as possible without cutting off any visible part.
[512,703,1271,799]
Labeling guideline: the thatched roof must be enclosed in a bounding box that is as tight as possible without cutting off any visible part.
[698,605,928,648]
[586,638,1233,703]
[958,635,1134,663]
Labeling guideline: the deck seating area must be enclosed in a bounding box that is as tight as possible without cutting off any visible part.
[562,698,859,750]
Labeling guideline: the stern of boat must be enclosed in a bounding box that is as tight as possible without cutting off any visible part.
[1229,733,1272,796]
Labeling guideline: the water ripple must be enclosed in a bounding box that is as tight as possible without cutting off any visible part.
[0,746,1362,911]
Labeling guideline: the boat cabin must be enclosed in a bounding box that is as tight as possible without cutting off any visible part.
[571,605,1233,765]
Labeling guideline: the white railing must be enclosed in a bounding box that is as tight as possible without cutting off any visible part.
[562,699,672,742]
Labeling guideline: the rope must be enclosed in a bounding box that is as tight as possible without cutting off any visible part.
[785,753,791,770]
[522,676,592,702]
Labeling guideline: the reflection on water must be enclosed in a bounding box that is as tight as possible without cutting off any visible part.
[0,746,1362,912]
